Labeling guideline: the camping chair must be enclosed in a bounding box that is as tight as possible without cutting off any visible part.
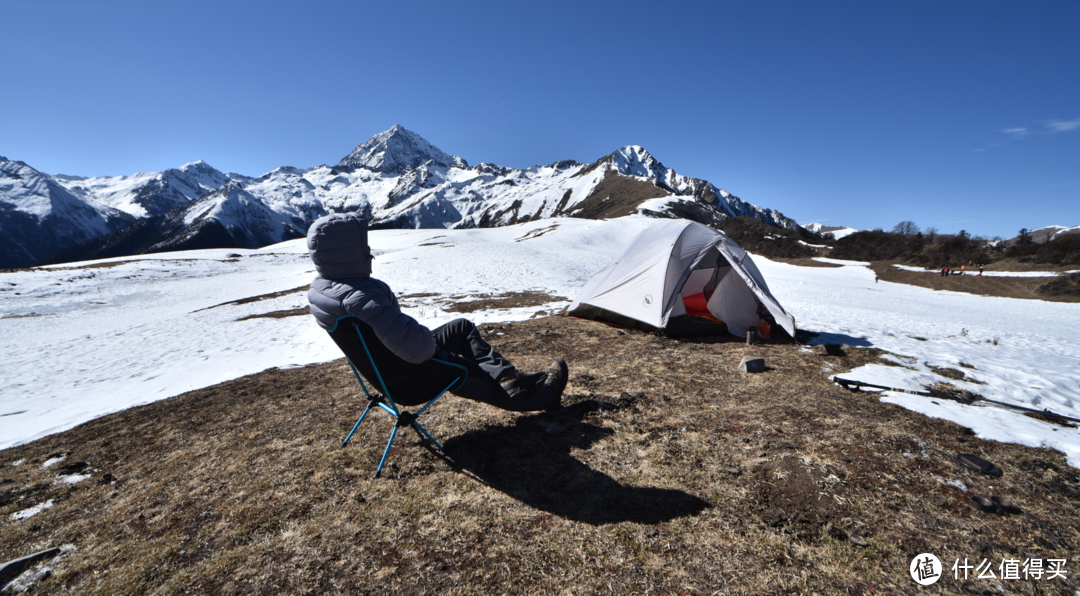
[326,315,467,478]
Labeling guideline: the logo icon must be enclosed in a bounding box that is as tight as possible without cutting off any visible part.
[643,294,653,306]
[910,553,942,585]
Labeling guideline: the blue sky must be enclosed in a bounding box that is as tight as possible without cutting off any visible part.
[4,1,1077,239]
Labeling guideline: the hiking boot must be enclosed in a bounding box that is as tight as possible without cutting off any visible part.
[500,370,547,400]
[543,358,569,411]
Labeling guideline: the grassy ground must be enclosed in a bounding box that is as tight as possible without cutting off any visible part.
[2,314,1079,595]
[869,261,1080,303]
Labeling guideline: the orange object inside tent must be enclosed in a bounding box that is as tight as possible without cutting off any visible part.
[683,291,723,323]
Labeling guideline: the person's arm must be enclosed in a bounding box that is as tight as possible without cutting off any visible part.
[343,281,436,364]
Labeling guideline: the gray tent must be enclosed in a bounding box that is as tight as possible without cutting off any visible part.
[567,219,796,338]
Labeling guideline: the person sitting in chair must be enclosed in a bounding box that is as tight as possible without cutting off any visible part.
[307,212,568,411]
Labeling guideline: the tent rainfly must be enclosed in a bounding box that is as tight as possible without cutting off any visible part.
[567,219,796,338]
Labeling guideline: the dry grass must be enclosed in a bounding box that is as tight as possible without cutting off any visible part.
[193,287,309,313]
[2,316,1079,595]
[870,261,1080,303]
[442,292,567,314]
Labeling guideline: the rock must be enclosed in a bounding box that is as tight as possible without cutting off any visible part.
[58,462,90,475]
[739,357,766,373]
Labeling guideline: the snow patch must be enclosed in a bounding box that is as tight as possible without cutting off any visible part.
[812,257,871,266]
[10,499,54,520]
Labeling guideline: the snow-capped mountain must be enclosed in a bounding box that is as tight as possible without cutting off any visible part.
[5,126,801,267]
[57,160,245,218]
[42,182,306,265]
[336,124,469,173]
[1,157,134,269]
[247,134,799,232]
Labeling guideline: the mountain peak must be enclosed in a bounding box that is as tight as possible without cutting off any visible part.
[179,160,222,175]
[336,125,468,173]
[603,145,669,180]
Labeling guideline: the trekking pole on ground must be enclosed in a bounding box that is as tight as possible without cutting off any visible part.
[832,376,1080,424]
[833,377,933,396]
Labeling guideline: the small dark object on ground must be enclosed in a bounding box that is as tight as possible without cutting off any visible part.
[990,496,1021,514]
[971,496,996,513]
[739,357,766,373]
[57,461,90,475]
[957,453,1002,476]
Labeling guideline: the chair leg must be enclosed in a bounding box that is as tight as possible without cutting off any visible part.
[374,424,400,479]
[344,378,459,476]
[341,403,375,448]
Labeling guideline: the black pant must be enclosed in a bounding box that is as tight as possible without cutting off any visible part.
[430,318,551,412]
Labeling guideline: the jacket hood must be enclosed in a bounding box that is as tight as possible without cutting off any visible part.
[307,212,372,279]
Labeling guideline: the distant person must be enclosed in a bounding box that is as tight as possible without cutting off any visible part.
[961,265,966,276]
[306,213,568,412]
[979,265,984,276]
[945,266,950,277]
[941,266,947,277]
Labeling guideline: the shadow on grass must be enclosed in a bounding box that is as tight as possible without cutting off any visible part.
[442,400,710,526]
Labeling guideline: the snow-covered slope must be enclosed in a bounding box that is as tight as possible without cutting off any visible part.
[803,222,859,240]
[1004,224,1080,245]
[57,160,242,218]
[4,126,801,267]
[42,182,306,264]
[0,157,134,269]
[176,181,307,249]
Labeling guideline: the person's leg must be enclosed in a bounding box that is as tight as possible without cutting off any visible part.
[431,318,517,382]
[450,374,555,412]
[429,319,561,411]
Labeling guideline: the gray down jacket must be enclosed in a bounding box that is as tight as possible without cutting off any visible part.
[306,213,436,364]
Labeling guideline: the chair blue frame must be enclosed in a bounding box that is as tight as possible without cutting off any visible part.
[329,316,466,478]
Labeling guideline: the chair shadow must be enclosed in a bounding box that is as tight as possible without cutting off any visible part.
[439,400,711,526]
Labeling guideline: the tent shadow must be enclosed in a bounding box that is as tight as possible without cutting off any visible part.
[441,402,711,526]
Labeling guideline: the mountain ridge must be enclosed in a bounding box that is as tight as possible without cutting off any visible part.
[6,127,800,267]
